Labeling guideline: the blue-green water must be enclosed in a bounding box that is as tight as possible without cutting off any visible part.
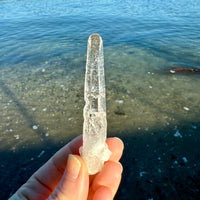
[1,1,200,199]
[0,0,200,148]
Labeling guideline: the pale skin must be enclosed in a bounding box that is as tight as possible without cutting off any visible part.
[10,135,124,200]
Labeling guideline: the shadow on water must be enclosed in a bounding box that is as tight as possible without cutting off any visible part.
[0,78,50,143]
[0,121,200,199]
[0,139,68,199]
[115,124,200,200]
[0,67,200,199]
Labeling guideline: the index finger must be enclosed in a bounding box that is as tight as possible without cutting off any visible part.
[106,137,124,162]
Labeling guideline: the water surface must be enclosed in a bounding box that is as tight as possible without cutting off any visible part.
[0,0,200,198]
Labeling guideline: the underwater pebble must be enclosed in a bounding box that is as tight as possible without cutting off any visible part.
[149,85,153,89]
[9,128,13,132]
[14,135,19,139]
[32,107,36,111]
[30,157,34,161]
[174,160,178,165]
[32,125,38,130]
[139,171,147,177]
[183,107,189,111]
[43,108,47,111]
[115,100,124,104]
[42,68,46,72]
[45,133,49,137]
[170,70,176,74]
[38,150,45,158]
[174,130,182,138]
[191,125,197,129]
[182,157,188,163]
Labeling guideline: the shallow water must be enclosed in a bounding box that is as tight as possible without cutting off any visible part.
[1,0,200,199]
[1,0,200,150]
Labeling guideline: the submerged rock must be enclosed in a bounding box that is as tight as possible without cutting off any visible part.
[168,67,200,74]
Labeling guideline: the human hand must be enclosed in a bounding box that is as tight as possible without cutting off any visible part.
[10,135,124,200]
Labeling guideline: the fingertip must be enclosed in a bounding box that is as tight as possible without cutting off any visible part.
[65,155,82,181]
[113,137,124,149]
[49,155,89,200]
[65,155,89,182]
[92,161,123,198]
[93,186,112,200]
[106,137,124,161]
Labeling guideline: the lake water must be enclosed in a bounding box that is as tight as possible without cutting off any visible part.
[0,0,200,198]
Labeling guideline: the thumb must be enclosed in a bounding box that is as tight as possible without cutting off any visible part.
[48,155,89,200]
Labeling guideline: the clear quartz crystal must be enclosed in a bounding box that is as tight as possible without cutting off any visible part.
[80,33,111,175]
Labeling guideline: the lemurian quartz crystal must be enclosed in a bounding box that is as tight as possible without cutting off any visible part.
[80,34,111,175]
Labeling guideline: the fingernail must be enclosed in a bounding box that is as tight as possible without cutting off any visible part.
[66,154,81,180]
[114,137,124,149]
[119,162,123,174]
